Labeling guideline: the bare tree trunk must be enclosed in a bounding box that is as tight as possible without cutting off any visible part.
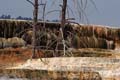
[61,0,67,28]
[60,0,67,56]
[32,0,38,58]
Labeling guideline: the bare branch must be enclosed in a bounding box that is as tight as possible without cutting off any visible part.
[90,0,99,12]
[67,5,75,19]
[38,0,47,6]
[51,0,57,7]
[26,0,34,6]
[45,10,60,16]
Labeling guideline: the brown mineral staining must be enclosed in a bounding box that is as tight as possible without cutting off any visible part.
[0,20,119,79]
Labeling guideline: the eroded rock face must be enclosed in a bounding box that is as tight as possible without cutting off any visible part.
[10,37,26,48]
[73,24,120,41]
[20,24,119,50]
[49,71,102,80]
[72,36,115,49]
[22,30,33,45]
[0,37,26,48]
[22,30,58,49]
[0,69,102,80]
[22,29,115,50]
[115,40,120,50]
[0,38,6,48]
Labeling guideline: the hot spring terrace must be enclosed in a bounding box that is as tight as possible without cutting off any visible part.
[0,19,120,80]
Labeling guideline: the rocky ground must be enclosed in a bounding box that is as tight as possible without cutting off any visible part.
[8,57,120,80]
[0,48,119,80]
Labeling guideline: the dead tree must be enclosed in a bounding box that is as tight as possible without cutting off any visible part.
[60,0,67,56]
[26,0,38,58]
[32,0,38,58]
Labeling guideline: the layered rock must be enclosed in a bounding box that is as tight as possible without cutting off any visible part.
[72,36,115,49]
[0,37,26,48]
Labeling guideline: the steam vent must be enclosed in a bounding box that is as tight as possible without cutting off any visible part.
[0,19,120,80]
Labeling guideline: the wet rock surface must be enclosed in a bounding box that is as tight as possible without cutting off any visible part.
[0,69,102,80]
[0,48,119,79]
[3,57,119,80]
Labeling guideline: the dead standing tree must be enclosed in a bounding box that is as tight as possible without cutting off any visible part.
[26,0,38,58]
[25,0,95,57]
[61,0,67,56]
[54,0,68,56]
